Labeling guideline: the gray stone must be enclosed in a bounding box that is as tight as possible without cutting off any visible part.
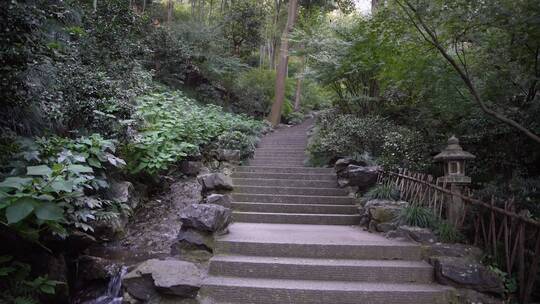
[107,180,145,209]
[393,225,438,244]
[337,165,379,190]
[180,161,203,176]
[124,259,202,299]
[432,256,504,295]
[456,289,503,304]
[428,243,483,261]
[77,255,121,282]
[197,173,233,192]
[217,149,241,162]
[171,228,214,253]
[364,199,408,223]
[205,194,232,208]
[180,204,232,232]
[334,158,367,174]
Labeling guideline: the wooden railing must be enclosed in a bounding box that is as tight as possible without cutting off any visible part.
[378,168,540,303]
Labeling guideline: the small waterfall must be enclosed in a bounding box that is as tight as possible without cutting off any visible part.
[85,266,127,304]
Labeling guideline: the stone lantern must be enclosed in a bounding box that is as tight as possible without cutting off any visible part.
[434,136,475,226]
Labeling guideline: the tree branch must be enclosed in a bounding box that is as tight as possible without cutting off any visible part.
[396,0,540,144]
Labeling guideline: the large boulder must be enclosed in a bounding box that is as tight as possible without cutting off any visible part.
[334,158,367,174]
[171,228,215,253]
[205,193,232,208]
[106,180,146,209]
[123,259,202,300]
[180,204,232,232]
[431,256,505,295]
[364,199,408,223]
[197,173,233,192]
[387,225,438,244]
[337,165,379,190]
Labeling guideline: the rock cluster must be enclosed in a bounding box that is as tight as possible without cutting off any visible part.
[335,160,379,191]
[359,199,408,233]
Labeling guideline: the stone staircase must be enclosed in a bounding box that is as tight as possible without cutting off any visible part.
[200,120,453,303]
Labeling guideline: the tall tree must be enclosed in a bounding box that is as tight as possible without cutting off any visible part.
[268,0,299,125]
[395,0,540,145]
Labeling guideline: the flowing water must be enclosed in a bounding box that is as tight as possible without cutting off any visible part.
[84,266,127,304]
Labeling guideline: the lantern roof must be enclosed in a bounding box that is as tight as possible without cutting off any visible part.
[434,136,476,161]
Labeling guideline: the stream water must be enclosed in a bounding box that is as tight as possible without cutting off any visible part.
[83,266,127,304]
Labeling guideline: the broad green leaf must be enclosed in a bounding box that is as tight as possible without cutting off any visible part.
[26,165,53,177]
[6,198,36,224]
[36,194,55,201]
[67,164,94,174]
[87,157,102,168]
[51,179,74,193]
[0,177,33,191]
[35,203,64,221]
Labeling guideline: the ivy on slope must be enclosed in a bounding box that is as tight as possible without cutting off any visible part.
[126,91,264,174]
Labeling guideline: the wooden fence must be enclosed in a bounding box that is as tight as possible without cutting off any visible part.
[378,168,540,303]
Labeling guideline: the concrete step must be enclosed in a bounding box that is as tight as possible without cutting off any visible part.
[201,277,452,304]
[235,166,333,174]
[251,156,307,162]
[233,211,361,225]
[233,186,348,196]
[248,160,305,166]
[231,202,357,214]
[231,172,337,181]
[232,178,337,188]
[215,223,423,260]
[254,148,307,153]
[232,193,354,205]
[209,255,434,283]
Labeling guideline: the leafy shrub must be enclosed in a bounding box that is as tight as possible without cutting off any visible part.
[231,69,295,117]
[217,131,258,159]
[307,110,430,168]
[126,92,263,174]
[364,184,400,201]
[400,205,437,229]
[0,134,128,240]
[0,256,62,304]
[284,111,305,125]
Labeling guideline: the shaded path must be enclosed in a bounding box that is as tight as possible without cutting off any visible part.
[201,120,452,303]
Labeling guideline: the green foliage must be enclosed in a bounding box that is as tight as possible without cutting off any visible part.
[400,205,437,229]
[285,112,305,125]
[0,256,62,303]
[126,92,263,174]
[217,131,258,159]
[307,110,430,168]
[230,69,296,118]
[434,221,464,243]
[222,0,264,58]
[364,184,400,201]
[0,134,128,240]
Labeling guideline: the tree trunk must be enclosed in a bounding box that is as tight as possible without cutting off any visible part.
[167,0,174,26]
[294,44,305,112]
[143,0,146,12]
[268,0,298,126]
[371,0,380,14]
[93,0,97,12]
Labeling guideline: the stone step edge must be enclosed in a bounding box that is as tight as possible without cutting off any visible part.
[233,185,346,192]
[232,211,360,218]
[203,276,453,292]
[210,255,433,269]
